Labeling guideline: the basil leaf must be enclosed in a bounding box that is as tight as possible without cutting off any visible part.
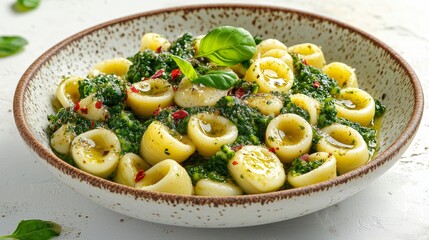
[192,70,238,90]
[0,219,61,240]
[171,55,198,80]
[196,26,256,66]
[14,0,41,12]
[0,36,28,58]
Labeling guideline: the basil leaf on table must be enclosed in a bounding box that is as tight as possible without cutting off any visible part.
[0,36,28,58]
[196,26,256,66]
[192,70,238,90]
[171,55,198,80]
[0,219,61,240]
[14,0,41,12]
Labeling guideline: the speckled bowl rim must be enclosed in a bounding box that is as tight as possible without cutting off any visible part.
[13,4,424,206]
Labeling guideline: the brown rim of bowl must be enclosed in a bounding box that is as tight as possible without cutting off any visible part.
[13,4,424,205]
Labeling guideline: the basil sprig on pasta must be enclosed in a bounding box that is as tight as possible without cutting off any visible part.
[171,55,237,90]
[196,26,256,66]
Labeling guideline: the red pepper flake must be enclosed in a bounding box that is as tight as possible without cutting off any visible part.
[151,69,164,79]
[300,154,310,161]
[171,68,182,81]
[235,87,245,99]
[155,46,162,53]
[172,109,189,120]
[74,101,80,111]
[268,147,279,153]
[313,81,320,88]
[141,77,149,81]
[231,144,243,152]
[80,107,88,114]
[130,85,139,93]
[95,100,103,109]
[135,170,146,182]
[90,121,95,129]
[302,59,308,65]
[232,161,239,165]
[152,105,162,116]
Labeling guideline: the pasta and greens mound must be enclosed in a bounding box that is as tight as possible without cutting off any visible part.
[48,26,386,196]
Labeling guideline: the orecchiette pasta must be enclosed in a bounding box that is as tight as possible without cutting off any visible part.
[71,128,121,179]
[244,57,294,93]
[287,152,337,188]
[316,123,369,174]
[140,33,171,52]
[244,93,284,116]
[253,39,287,59]
[174,77,229,107]
[194,179,243,196]
[261,49,294,71]
[76,94,109,121]
[322,62,358,88]
[126,78,174,118]
[228,145,286,194]
[113,153,151,187]
[135,159,194,195]
[289,94,320,125]
[56,76,83,109]
[334,88,375,126]
[89,57,132,78]
[265,113,313,163]
[187,113,238,157]
[50,124,75,155]
[288,43,326,69]
[140,121,196,166]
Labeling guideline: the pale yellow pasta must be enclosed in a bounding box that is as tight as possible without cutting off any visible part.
[287,152,337,188]
[187,113,238,157]
[261,49,294,71]
[126,78,174,118]
[265,113,313,163]
[194,179,243,196]
[140,33,171,52]
[135,159,193,195]
[89,57,132,78]
[71,128,121,179]
[245,93,283,116]
[316,123,369,174]
[192,35,205,55]
[244,57,294,93]
[334,87,375,126]
[322,62,358,88]
[50,124,75,155]
[288,43,326,69]
[289,94,320,125]
[229,63,247,78]
[56,76,83,109]
[76,94,109,121]
[174,77,229,107]
[228,145,286,194]
[113,153,151,187]
[253,39,287,59]
[140,121,196,166]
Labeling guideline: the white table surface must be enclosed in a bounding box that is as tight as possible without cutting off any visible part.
[1,0,428,239]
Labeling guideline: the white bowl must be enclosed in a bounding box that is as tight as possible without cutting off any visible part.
[13,4,423,227]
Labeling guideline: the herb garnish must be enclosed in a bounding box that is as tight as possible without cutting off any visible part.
[0,36,28,58]
[0,219,61,240]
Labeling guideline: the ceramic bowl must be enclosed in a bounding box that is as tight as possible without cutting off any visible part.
[13,4,423,228]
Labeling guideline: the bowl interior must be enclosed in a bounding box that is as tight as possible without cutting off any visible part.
[16,5,422,201]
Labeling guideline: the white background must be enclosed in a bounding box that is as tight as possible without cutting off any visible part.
[1,0,428,239]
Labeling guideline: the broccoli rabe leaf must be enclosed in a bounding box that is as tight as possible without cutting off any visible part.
[47,107,105,136]
[107,107,144,154]
[78,74,126,107]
